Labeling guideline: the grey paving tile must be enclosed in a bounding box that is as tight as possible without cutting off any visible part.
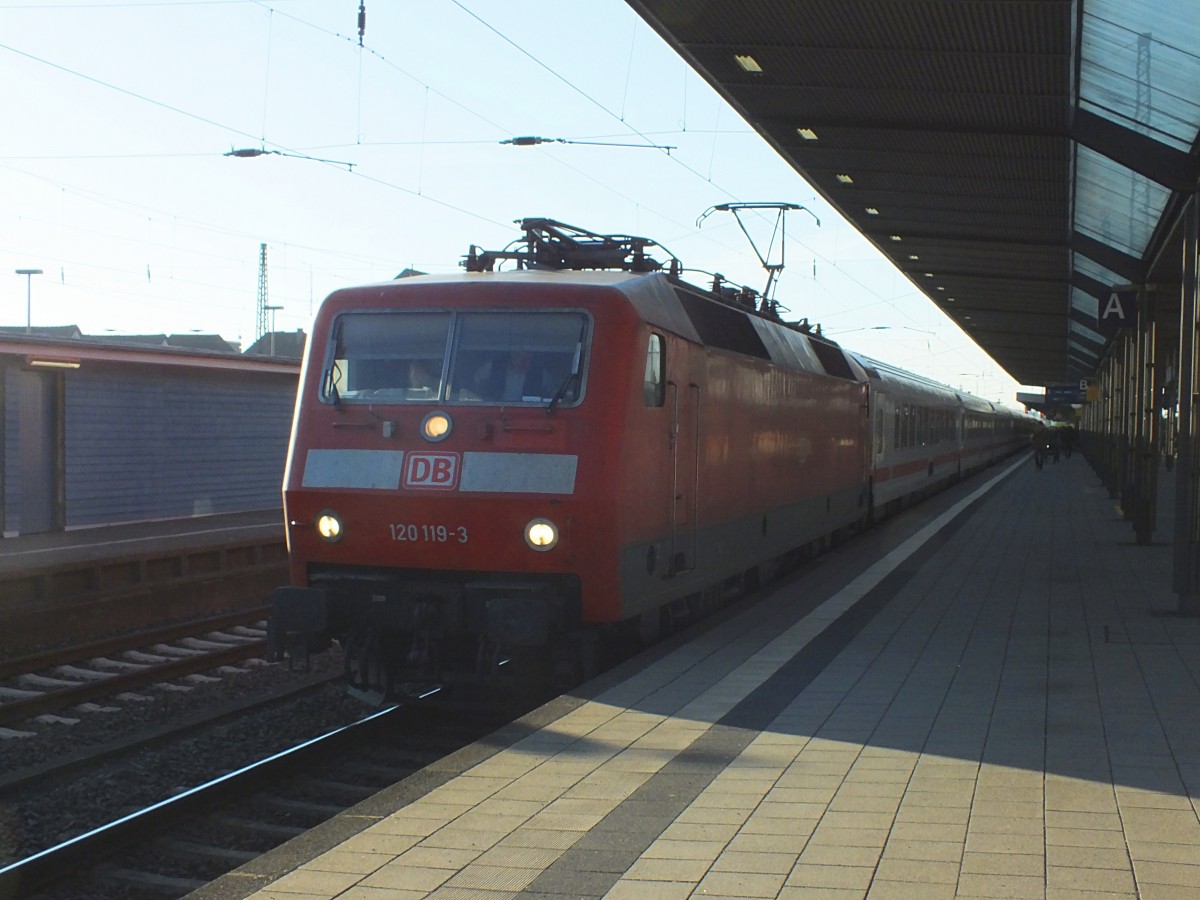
[873,858,959,884]
[785,863,875,890]
[1131,859,1200,888]
[1048,864,1137,893]
[955,872,1045,898]
[711,849,799,874]
[621,856,710,881]
[966,815,1044,837]
[694,870,788,897]
[798,844,884,867]
[1045,827,1130,850]
[557,847,642,873]
[893,804,971,825]
[522,865,621,896]
[802,827,893,852]
[777,888,866,900]
[866,880,957,899]
[642,838,727,861]
[1046,844,1132,870]
[1127,840,1200,863]
[961,851,1045,877]
[603,881,695,900]
[882,839,965,863]
[1137,885,1200,900]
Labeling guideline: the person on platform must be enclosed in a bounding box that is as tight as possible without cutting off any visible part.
[1032,424,1051,470]
[1061,424,1077,458]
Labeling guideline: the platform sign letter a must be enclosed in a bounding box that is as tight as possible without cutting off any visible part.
[1099,290,1137,337]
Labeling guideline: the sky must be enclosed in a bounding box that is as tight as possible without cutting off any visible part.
[0,0,1026,404]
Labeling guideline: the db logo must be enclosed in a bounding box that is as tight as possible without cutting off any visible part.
[403,452,460,490]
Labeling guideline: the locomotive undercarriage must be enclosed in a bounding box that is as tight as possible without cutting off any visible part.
[268,566,585,702]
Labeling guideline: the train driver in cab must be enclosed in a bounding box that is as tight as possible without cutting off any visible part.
[473,350,553,401]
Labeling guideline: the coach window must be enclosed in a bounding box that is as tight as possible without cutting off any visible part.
[644,334,665,407]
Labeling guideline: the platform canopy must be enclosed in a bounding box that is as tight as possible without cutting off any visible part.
[625,0,1200,388]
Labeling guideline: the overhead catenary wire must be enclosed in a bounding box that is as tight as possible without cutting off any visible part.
[248,0,743,254]
[0,0,997,385]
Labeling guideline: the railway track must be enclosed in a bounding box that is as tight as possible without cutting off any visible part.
[0,692,527,899]
[0,609,272,728]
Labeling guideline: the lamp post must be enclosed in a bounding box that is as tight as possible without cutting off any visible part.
[15,268,43,334]
[264,304,282,356]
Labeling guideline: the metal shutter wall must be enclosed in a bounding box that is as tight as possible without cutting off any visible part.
[64,366,294,526]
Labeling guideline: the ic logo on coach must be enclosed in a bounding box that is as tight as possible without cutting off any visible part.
[403,452,460,490]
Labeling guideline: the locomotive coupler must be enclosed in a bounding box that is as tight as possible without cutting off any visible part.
[268,586,329,670]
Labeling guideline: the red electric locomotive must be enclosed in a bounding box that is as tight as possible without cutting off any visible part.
[268,219,1021,699]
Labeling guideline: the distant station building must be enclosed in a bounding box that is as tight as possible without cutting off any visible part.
[0,326,302,536]
[243,329,307,360]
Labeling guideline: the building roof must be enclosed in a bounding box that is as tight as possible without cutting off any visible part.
[243,330,308,360]
[624,0,1200,387]
[79,332,241,353]
[0,333,298,374]
[0,324,84,340]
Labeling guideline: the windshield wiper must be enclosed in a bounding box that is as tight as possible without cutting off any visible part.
[547,372,579,414]
[547,332,584,414]
[325,367,342,410]
[324,321,344,411]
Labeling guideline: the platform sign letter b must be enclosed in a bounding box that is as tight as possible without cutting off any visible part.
[1099,289,1137,337]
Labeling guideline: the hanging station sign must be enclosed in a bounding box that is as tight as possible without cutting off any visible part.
[1098,288,1138,336]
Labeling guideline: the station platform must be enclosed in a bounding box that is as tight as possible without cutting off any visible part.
[0,509,286,656]
[0,508,283,574]
[195,454,1200,900]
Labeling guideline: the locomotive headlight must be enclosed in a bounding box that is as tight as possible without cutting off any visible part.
[316,511,343,542]
[525,518,559,551]
[422,411,452,442]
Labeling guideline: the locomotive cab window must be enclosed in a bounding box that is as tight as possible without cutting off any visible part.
[449,311,588,405]
[323,312,450,403]
[322,309,589,407]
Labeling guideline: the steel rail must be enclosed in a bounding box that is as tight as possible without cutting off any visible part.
[0,667,344,794]
[0,704,401,896]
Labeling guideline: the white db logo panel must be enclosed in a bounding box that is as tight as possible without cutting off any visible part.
[403,452,460,490]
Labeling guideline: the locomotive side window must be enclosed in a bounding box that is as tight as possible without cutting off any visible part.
[644,334,665,407]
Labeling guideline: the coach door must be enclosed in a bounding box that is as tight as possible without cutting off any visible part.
[667,380,699,574]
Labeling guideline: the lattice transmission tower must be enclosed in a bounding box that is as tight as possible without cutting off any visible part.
[255,243,269,340]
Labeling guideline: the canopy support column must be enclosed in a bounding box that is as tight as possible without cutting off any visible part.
[1173,194,1200,614]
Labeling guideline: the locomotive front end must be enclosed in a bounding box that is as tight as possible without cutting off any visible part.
[268,276,611,699]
